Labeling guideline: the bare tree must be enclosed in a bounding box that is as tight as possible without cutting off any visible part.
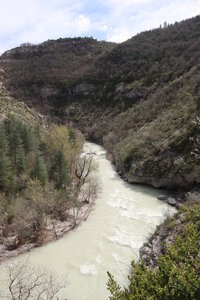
[79,179,100,204]
[70,152,98,228]
[73,154,97,189]
[0,260,65,300]
[71,206,81,229]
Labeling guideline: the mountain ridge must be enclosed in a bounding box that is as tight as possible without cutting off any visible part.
[1,15,200,190]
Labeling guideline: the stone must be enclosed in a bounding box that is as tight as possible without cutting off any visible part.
[167,197,179,208]
[157,194,168,201]
[125,89,141,100]
[6,236,18,251]
[157,194,179,208]
[115,83,124,93]
[73,84,94,96]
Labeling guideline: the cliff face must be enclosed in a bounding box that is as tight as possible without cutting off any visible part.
[1,17,200,190]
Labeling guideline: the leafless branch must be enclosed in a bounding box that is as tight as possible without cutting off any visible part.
[0,259,66,300]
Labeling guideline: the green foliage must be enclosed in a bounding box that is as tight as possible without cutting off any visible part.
[16,145,27,175]
[122,146,142,171]
[49,150,71,189]
[21,124,34,153]
[0,124,12,191]
[31,155,48,186]
[107,272,125,300]
[108,198,200,300]
[0,148,11,191]
[0,115,84,245]
[0,116,74,192]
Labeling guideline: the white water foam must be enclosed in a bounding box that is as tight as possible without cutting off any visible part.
[80,264,98,276]
[120,210,140,220]
[95,255,102,265]
[107,198,129,210]
[108,227,142,249]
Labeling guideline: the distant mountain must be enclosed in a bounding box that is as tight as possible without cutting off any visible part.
[1,16,200,190]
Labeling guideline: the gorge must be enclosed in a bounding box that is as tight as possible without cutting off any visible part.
[0,142,175,299]
[0,14,200,299]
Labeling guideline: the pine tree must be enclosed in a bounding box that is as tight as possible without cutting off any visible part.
[0,124,11,191]
[4,116,23,165]
[21,125,34,153]
[0,149,11,191]
[0,124,8,151]
[50,150,70,189]
[32,155,48,186]
[16,144,27,174]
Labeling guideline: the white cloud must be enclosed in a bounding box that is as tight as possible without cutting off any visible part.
[100,0,151,7]
[106,29,132,43]
[105,0,200,42]
[0,0,199,53]
[0,0,91,53]
[76,15,91,33]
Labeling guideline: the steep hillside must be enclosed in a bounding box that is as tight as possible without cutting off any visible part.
[0,38,115,112]
[0,83,46,126]
[1,16,200,190]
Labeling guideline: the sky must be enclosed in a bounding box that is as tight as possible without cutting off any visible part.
[0,0,200,54]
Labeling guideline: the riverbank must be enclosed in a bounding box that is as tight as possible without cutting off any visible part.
[0,142,176,300]
[108,192,200,299]
[139,192,189,267]
[0,197,95,263]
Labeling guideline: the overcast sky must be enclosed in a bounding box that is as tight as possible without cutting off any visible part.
[0,0,200,54]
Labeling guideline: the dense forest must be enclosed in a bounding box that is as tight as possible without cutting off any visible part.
[0,89,97,254]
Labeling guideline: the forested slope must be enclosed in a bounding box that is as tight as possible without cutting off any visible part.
[0,38,115,112]
[1,16,200,190]
[0,87,95,259]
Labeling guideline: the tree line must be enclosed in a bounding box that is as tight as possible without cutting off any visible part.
[0,115,72,191]
[0,115,96,247]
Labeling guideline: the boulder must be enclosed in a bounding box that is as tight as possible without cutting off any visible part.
[158,194,180,208]
[167,197,179,208]
[115,83,124,93]
[6,236,18,251]
[157,194,168,201]
[73,84,94,96]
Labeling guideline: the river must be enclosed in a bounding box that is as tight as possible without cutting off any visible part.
[0,142,176,299]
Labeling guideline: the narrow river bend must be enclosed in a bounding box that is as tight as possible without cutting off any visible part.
[0,142,176,300]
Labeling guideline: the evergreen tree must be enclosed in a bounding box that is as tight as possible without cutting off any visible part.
[21,125,34,153]
[4,116,23,165]
[69,127,76,144]
[0,124,12,191]
[0,149,11,191]
[50,150,70,189]
[0,124,8,151]
[32,155,48,186]
[16,144,27,174]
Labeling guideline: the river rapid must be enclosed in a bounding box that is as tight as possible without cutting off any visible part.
[0,142,176,300]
